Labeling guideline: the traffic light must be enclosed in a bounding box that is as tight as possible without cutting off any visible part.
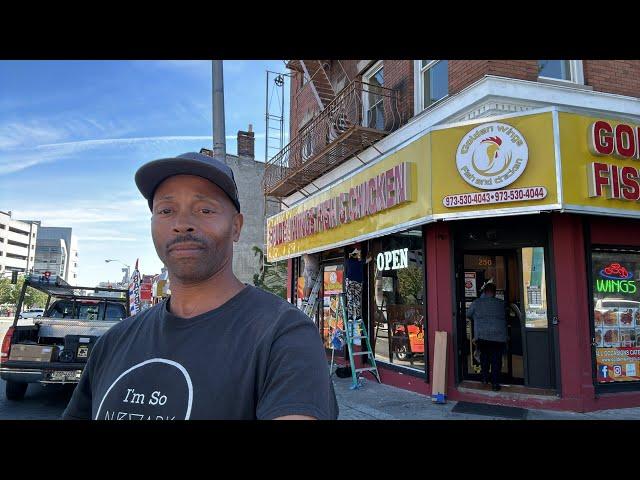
[11,271,18,284]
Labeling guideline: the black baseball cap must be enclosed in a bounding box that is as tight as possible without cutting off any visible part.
[135,152,241,213]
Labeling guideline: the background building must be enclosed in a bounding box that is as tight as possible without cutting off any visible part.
[201,125,280,285]
[0,211,38,277]
[264,60,640,412]
[33,226,78,283]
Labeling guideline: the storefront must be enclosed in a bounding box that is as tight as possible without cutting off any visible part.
[267,106,640,412]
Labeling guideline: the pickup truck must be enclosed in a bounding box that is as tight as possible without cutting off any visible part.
[0,274,130,400]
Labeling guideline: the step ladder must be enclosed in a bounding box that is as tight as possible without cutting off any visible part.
[302,272,321,320]
[338,293,381,389]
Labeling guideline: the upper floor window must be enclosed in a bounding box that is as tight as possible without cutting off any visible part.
[415,60,449,114]
[538,60,584,84]
[363,61,385,130]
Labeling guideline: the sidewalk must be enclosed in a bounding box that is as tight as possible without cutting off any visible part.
[333,373,640,420]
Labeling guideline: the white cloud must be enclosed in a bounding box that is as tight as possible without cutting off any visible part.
[0,132,270,175]
[0,135,213,176]
[14,197,150,226]
[37,135,215,150]
[0,121,68,150]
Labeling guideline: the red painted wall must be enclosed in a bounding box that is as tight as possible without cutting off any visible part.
[589,216,640,245]
[425,222,456,395]
[551,213,594,411]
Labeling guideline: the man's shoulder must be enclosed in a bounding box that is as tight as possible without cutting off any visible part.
[476,296,504,304]
[241,285,310,325]
[242,285,301,314]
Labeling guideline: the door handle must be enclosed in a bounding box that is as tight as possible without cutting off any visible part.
[552,316,559,325]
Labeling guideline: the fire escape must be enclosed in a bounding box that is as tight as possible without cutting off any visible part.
[263,60,401,200]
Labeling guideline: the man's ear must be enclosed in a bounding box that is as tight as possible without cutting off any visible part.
[232,212,244,242]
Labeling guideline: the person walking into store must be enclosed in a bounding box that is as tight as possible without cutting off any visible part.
[466,282,507,391]
[63,152,338,420]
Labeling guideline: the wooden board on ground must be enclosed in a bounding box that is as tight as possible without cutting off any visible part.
[431,331,448,403]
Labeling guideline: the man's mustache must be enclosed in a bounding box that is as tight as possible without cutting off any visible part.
[166,234,208,250]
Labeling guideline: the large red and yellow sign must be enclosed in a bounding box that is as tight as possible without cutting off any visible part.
[560,112,640,216]
[267,136,432,261]
[431,112,560,217]
[267,109,640,262]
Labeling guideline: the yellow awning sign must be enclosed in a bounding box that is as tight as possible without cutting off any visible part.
[267,109,640,262]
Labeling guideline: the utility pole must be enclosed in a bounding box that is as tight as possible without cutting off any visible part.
[212,60,226,164]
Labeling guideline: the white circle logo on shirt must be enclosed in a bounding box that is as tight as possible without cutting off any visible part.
[456,122,529,190]
[95,358,193,421]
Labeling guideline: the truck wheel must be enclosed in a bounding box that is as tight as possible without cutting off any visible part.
[6,381,28,401]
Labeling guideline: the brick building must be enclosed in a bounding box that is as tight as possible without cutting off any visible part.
[264,60,640,412]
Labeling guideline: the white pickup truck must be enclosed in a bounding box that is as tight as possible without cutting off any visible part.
[0,274,130,400]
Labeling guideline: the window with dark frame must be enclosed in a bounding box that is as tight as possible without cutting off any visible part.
[591,248,640,384]
[420,60,449,111]
[538,60,571,81]
[368,229,426,373]
[365,65,385,130]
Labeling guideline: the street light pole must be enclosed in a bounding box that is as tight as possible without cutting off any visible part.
[212,60,226,164]
[105,259,130,284]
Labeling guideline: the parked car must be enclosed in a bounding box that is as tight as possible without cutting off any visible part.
[18,308,45,319]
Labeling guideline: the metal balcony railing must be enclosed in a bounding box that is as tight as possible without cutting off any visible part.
[263,80,400,198]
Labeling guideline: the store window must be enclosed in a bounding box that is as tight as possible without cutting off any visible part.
[591,249,640,384]
[538,60,584,84]
[368,229,426,372]
[416,60,449,113]
[362,61,385,130]
[322,263,345,348]
[521,247,548,329]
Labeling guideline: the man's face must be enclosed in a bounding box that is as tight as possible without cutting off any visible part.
[151,174,243,283]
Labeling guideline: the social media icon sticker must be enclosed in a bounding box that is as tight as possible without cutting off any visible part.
[626,363,636,377]
[613,365,623,377]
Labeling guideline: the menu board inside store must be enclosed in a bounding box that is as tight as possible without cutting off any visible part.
[592,251,640,383]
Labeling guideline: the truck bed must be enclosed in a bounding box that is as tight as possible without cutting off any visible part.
[36,318,119,338]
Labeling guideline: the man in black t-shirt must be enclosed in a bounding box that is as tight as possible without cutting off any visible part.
[63,152,338,420]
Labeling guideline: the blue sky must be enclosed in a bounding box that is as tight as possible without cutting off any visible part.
[0,60,290,287]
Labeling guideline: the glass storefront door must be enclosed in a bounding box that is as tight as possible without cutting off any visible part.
[457,247,555,389]
[461,252,524,384]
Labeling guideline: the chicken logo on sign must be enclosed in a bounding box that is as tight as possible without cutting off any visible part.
[456,122,529,190]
